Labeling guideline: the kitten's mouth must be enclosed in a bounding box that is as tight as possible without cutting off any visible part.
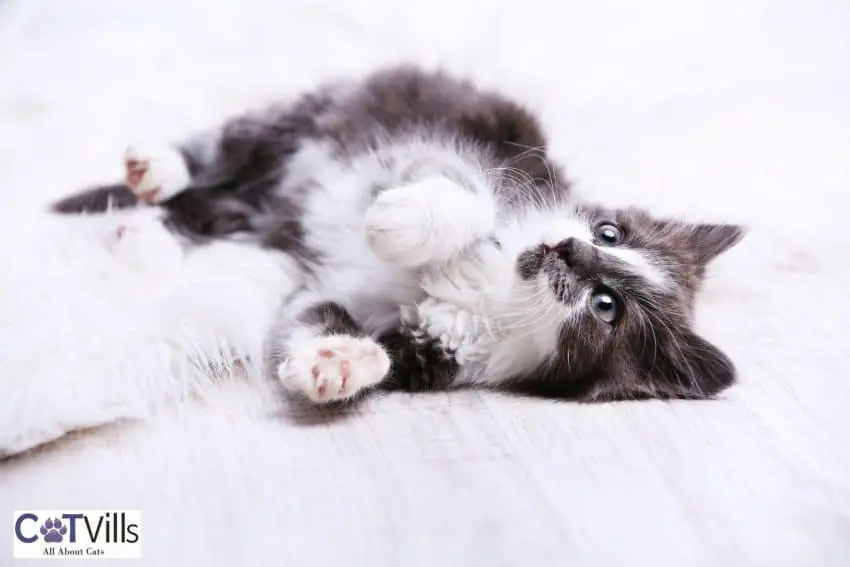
[517,244,573,283]
[522,243,579,302]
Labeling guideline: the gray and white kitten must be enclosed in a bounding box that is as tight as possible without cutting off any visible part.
[55,65,744,404]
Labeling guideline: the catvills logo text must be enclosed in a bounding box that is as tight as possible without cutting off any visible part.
[13,510,141,560]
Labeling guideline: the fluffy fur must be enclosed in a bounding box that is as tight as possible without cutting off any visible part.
[6,66,743,455]
[0,208,301,456]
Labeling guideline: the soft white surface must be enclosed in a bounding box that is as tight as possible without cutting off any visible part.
[1,0,849,564]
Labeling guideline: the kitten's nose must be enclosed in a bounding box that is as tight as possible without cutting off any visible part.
[553,238,598,270]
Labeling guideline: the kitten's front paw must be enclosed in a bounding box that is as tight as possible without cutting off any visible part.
[365,177,491,268]
[278,335,391,403]
[124,142,191,204]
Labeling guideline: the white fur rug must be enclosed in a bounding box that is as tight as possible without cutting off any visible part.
[1,0,849,565]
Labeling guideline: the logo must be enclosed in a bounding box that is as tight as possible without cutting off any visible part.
[39,518,68,543]
[13,510,142,560]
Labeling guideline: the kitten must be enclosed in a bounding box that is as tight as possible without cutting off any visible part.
[54,65,744,404]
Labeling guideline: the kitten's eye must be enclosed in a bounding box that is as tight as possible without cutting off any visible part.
[594,223,623,246]
[590,289,619,323]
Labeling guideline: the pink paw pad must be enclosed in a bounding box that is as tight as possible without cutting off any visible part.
[125,159,148,189]
[278,337,390,403]
[125,158,161,203]
[339,360,351,393]
[310,356,353,397]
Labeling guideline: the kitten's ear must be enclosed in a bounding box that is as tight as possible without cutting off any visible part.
[688,223,745,264]
[584,330,737,402]
[648,330,737,399]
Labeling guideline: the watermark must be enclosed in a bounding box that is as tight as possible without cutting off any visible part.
[13,511,141,560]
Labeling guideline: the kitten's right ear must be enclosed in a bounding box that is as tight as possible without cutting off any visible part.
[688,223,745,265]
[583,328,737,402]
[648,329,737,400]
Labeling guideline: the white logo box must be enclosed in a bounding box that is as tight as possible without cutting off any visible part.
[13,510,142,560]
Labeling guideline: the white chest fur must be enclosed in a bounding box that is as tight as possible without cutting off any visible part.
[412,242,529,383]
[414,222,574,386]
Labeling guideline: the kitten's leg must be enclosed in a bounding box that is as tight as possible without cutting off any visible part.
[364,175,497,268]
[125,106,304,205]
[123,142,192,204]
[53,109,297,214]
[50,141,196,213]
[271,295,391,403]
[52,183,141,214]
[51,142,194,214]
[378,321,462,393]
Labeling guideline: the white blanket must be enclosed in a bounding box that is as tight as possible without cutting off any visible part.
[1,0,848,565]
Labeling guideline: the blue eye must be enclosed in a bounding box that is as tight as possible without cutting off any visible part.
[590,290,619,323]
[594,223,622,246]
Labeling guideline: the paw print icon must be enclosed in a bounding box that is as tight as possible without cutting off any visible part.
[39,518,67,543]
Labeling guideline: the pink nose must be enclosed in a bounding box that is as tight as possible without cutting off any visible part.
[551,238,598,269]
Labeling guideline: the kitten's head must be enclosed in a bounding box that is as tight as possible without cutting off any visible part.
[511,204,744,401]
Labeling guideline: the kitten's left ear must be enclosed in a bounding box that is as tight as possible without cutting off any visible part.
[586,329,738,402]
[688,223,745,264]
[650,330,738,399]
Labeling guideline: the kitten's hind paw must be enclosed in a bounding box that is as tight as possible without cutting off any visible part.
[124,142,190,204]
[278,335,391,403]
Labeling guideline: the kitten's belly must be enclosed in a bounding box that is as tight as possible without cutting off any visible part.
[290,139,433,335]
[311,251,420,335]
[300,170,420,334]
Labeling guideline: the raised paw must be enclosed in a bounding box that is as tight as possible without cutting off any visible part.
[278,335,391,403]
[124,142,191,204]
[364,176,493,268]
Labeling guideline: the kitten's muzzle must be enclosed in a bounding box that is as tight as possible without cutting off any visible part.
[548,238,599,276]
